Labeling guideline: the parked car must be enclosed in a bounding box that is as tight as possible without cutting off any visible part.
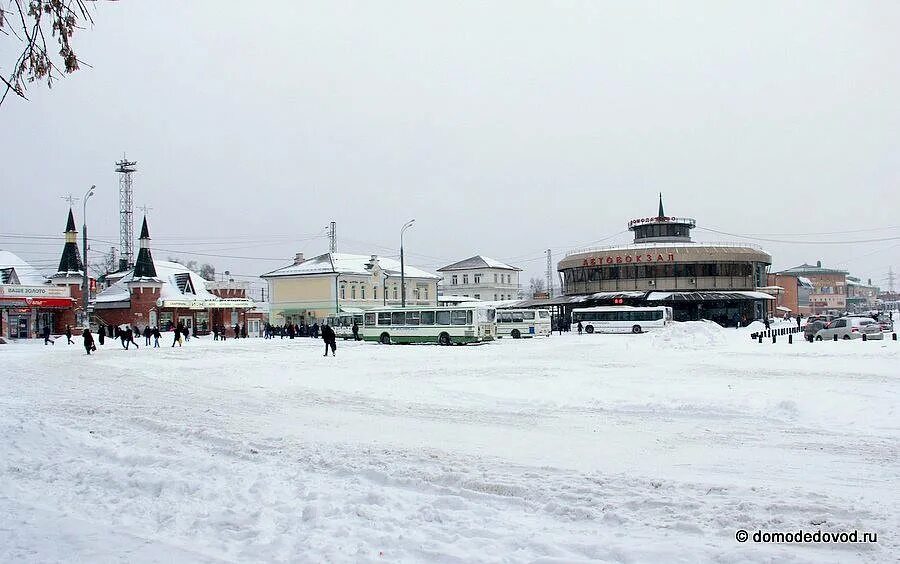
[879,319,894,332]
[814,317,883,341]
[803,320,827,341]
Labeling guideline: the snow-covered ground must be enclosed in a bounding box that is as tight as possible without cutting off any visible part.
[1,321,897,562]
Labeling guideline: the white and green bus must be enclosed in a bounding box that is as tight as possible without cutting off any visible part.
[361,306,496,345]
[571,306,673,334]
[495,308,552,339]
[324,312,364,339]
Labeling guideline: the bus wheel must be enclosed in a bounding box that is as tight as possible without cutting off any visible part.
[438,332,451,346]
[511,329,521,339]
[585,325,594,334]
[380,333,391,345]
[632,325,642,334]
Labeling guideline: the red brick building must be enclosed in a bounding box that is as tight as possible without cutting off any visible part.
[93,216,256,336]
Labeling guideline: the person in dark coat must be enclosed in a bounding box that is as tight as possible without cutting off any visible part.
[233,323,240,339]
[288,323,295,339]
[152,326,161,348]
[82,328,95,355]
[352,321,360,341]
[65,324,73,344]
[312,322,320,338]
[98,325,105,346]
[763,316,770,331]
[143,325,152,346]
[577,321,583,335]
[796,314,802,329]
[172,324,182,347]
[127,327,139,349]
[321,323,336,356]
[43,324,54,345]
[241,324,247,338]
[220,324,227,341]
[213,325,219,341]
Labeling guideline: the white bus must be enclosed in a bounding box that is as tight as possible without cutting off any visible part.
[324,312,364,339]
[495,309,552,339]
[571,306,673,334]
[362,306,496,345]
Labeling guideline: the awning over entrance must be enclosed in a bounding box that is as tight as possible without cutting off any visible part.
[646,291,776,302]
[156,298,255,309]
[776,306,791,312]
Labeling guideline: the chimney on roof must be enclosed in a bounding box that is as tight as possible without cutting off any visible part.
[370,254,377,262]
[868,278,872,285]
[294,253,305,265]
[816,260,822,268]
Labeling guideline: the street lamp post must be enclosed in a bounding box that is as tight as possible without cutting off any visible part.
[400,219,415,307]
[81,184,95,327]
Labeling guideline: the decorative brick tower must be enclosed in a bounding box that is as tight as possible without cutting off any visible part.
[50,208,84,331]
[126,216,163,328]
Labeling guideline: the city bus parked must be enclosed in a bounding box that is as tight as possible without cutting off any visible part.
[571,306,673,334]
[324,312,364,339]
[495,309,551,339]
[362,306,496,345]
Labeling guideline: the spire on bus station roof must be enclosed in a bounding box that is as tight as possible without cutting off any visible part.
[658,192,665,218]
[55,207,84,275]
[132,215,158,279]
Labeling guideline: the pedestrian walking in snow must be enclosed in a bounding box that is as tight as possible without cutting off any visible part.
[352,321,360,341]
[128,327,140,349]
[143,325,151,346]
[152,326,161,348]
[233,323,239,340]
[43,324,54,345]
[82,328,95,355]
[763,317,770,331]
[213,325,219,341]
[321,323,336,356]
[312,322,320,339]
[98,326,105,346]
[577,321,583,335]
[172,324,182,347]
[65,325,73,344]
[796,315,802,329]
[241,324,247,338]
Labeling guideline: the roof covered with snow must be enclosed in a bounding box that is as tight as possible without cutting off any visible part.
[262,253,439,280]
[437,255,521,272]
[777,263,848,276]
[95,260,220,304]
[0,250,48,285]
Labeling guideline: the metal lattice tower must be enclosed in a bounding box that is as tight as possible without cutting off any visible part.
[115,156,137,271]
[328,221,337,253]
[546,249,553,298]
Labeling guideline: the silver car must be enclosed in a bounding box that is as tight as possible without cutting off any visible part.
[814,317,883,341]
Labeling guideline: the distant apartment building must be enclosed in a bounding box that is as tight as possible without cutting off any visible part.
[766,273,813,316]
[846,277,879,312]
[776,261,847,315]
[436,256,521,301]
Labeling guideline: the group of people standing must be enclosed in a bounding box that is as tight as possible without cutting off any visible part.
[212,323,248,341]
[265,322,321,339]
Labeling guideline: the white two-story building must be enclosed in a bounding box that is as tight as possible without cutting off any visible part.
[436,255,521,301]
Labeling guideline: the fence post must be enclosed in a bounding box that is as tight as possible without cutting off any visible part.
[833,334,838,341]
[772,334,777,344]
[789,334,793,344]
[862,334,867,342]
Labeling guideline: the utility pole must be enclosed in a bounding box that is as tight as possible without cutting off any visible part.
[400,220,415,307]
[82,185,95,327]
[545,249,553,298]
[888,267,896,293]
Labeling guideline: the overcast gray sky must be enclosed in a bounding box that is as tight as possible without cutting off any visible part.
[3,1,899,292]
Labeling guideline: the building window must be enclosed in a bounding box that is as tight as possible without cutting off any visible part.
[474,274,481,284]
[414,287,420,300]
[373,286,377,300]
[474,294,480,299]
[351,286,356,300]
[494,274,498,283]
[462,274,469,284]
[424,287,429,300]
[361,287,366,300]
[340,286,346,300]
[451,275,458,285]
[393,286,398,300]
[506,274,511,284]
[494,293,498,300]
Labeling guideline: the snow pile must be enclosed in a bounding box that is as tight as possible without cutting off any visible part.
[648,320,729,349]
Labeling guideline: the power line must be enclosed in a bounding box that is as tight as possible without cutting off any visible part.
[697,226,900,245]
